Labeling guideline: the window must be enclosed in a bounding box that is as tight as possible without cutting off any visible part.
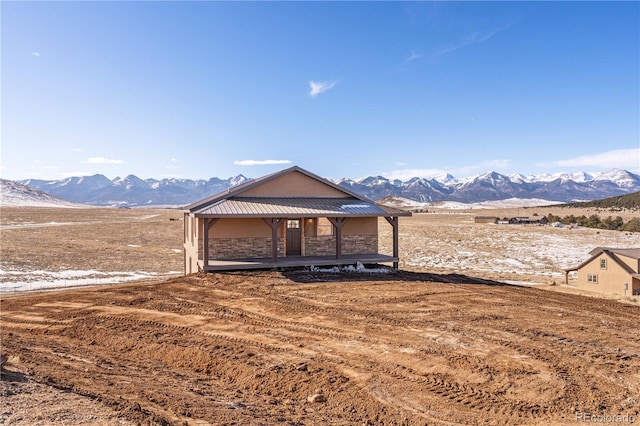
[317,217,333,236]
[600,258,607,269]
[287,220,300,229]
[588,274,598,283]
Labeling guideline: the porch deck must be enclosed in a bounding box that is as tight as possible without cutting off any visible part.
[201,253,398,272]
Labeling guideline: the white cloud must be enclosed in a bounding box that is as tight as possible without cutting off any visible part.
[85,157,124,165]
[72,148,84,152]
[166,158,178,169]
[309,80,338,97]
[32,52,40,57]
[400,48,422,69]
[42,165,60,170]
[234,159,292,166]
[541,148,640,169]
[434,23,514,58]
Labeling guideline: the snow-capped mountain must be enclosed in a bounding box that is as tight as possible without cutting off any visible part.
[10,168,640,207]
[16,174,250,206]
[1,179,81,207]
[337,168,640,204]
[530,171,594,183]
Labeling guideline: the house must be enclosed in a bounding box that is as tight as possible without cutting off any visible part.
[474,216,499,224]
[508,216,549,225]
[183,166,411,273]
[564,247,640,297]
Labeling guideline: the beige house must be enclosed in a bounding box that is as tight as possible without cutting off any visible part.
[474,216,499,224]
[183,166,411,273]
[565,247,640,297]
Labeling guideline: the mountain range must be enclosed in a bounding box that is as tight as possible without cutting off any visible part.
[11,168,640,207]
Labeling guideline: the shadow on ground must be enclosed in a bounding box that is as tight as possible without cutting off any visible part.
[283,269,509,286]
[1,367,28,383]
[201,265,510,286]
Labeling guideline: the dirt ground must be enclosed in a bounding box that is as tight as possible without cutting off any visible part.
[2,271,640,425]
[1,207,640,425]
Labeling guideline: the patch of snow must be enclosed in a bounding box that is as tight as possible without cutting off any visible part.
[502,280,548,287]
[408,198,562,210]
[396,220,639,280]
[0,268,181,293]
[127,244,141,248]
[472,198,562,209]
[428,201,472,210]
[0,221,103,230]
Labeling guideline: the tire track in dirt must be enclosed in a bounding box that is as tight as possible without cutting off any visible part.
[3,273,640,425]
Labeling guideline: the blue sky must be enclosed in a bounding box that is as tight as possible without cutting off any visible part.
[2,1,639,182]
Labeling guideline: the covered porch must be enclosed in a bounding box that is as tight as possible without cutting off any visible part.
[199,214,404,271]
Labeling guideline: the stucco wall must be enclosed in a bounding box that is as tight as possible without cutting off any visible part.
[242,172,350,198]
[343,217,377,235]
[617,254,640,273]
[208,218,276,238]
[183,214,199,274]
[574,253,635,296]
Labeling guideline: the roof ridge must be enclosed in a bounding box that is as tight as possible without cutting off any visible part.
[185,166,375,212]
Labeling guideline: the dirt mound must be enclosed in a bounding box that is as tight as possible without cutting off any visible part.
[2,271,639,425]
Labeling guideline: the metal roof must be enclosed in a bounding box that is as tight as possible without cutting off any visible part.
[184,166,373,212]
[192,197,410,217]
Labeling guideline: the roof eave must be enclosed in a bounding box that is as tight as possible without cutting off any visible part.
[193,212,411,219]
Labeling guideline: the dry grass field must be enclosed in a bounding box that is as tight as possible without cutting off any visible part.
[1,207,185,291]
[380,211,639,286]
[1,206,640,425]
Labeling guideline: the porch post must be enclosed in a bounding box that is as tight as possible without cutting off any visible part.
[328,217,348,259]
[203,218,209,269]
[202,218,218,270]
[263,218,285,262]
[385,216,399,269]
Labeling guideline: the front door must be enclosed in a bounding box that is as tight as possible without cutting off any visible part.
[286,219,301,256]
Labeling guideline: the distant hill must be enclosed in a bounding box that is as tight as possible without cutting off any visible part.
[0,179,80,208]
[561,190,640,211]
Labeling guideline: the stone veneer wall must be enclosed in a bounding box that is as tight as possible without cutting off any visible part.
[305,234,377,256]
[209,235,377,259]
[209,237,284,259]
